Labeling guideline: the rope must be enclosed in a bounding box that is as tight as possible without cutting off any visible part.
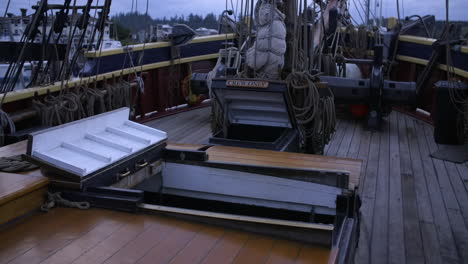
[41,192,90,212]
[0,155,38,172]
[286,71,336,153]
[0,109,15,146]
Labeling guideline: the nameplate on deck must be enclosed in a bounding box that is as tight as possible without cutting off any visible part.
[226,80,269,89]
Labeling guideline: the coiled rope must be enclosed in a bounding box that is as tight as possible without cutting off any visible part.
[0,155,38,172]
[41,192,90,212]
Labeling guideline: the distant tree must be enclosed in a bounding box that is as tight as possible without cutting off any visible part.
[110,21,132,44]
[112,12,221,33]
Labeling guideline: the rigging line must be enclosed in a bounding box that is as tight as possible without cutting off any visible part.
[224,0,228,77]
[137,0,150,74]
[396,0,401,23]
[76,0,105,86]
[1,1,47,94]
[351,0,366,25]
[39,0,74,84]
[0,0,47,105]
[91,0,112,84]
[59,0,80,94]
[66,0,96,79]
[357,0,378,25]
[3,0,11,17]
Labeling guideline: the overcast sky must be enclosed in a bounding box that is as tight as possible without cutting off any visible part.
[2,0,467,21]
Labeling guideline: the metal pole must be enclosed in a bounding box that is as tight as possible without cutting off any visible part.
[366,0,370,26]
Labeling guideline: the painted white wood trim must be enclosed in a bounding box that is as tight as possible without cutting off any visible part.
[139,203,334,231]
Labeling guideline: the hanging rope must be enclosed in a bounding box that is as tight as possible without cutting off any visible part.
[0,109,15,146]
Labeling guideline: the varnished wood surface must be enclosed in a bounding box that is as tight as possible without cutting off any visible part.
[206,145,362,189]
[148,107,468,264]
[0,208,330,264]
[0,142,49,225]
[0,172,48,206]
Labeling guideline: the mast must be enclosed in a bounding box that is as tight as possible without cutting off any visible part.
[366,0,370,26]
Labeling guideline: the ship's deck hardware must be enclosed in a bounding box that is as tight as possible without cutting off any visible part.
[209,79,300,152]
[25,108,167,189]
[22,107,360,263]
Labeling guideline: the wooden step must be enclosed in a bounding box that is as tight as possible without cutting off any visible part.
[0,141,49,226]
[0,172,49,226]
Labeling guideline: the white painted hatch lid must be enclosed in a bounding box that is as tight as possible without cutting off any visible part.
[29,107,167,177]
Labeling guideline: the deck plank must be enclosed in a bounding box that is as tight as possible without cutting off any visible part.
[336,120,356,158]
[346,119,362,159]
[8,210,115,264]
[135,221,203,264]
[326,119,350,156]
[397,113,425,264]
[443,161,468,230]
[264,240,301,264]
[295,244,330,264]
[72,214,153,264]
[231,235,275,264]
[324,119,342,154]
[102,216,179,264]
[371,118,390,263]
[413,119,460,264]
[405,115,442,264]
[356,129,379,264]
[387,113,406,264]
[0,208,83,264]
[41,212,130,264]
[199,230,250,264]
[423,122,468,263]
[168,226,225,264]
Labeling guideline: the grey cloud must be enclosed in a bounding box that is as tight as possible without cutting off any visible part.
[2,0,466,21]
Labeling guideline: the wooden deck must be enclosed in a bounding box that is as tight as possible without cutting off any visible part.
[146,106,468,264]
[0,207,330,264]
[1,106,467,263]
